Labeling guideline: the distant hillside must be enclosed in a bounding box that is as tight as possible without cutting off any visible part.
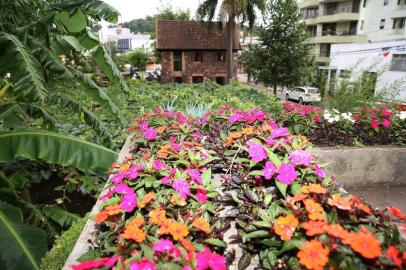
[121,16,154,34]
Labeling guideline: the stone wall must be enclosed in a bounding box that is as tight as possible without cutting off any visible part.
[159,50,238,84]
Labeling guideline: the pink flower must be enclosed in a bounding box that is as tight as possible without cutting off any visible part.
[153,239,174,253]
[196,246,226,270]
[196,188,208,203]
[99,188,115,201]
[72,255,121,270]
[172,179,190,198]
[266,138,276,146]
[271,127,289,139]
[121,192,137,212]
[144,127,157,140]
[187,169,203,184]
[111,172,125,184]
[130,259,156,270]
[177,113,187,124]
[229,113,242,124]
[139,121,149,131]
[262,161,276,180]
[370,121,379,129]
[276,163,297,185]
[166,111,174,119]
[170,136,183,152]
[153,160,168,171]
[382,118,391,128]
[251,109,265,122]
[313,164,325,179]
[246,140,267,162]
[162,168,176,184]
[115,183,132,195]
[289,150,313,166]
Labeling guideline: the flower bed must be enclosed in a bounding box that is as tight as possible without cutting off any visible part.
[279,102,406,146]
[71,106,406,270]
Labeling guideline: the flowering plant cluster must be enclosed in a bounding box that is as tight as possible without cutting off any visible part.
[280,102,406,145]
[73,106,406,270]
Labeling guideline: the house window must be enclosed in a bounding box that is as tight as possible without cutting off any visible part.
[399,0,406,4]
[322,23,336,36]
[390,54,406,71]
[363,0,367,7]
[307,25,317,37]
[173,51,182,71]
[360,20,364,30]
[192,76,204,83]
[393,17,406,29]
[174,76,183,83]
[384,0,389,6]
[380,19,385,29]
[349,21,358,35]
[193,52,203,62]
[216,77,225,85]
[320,44,331,57]
[117,39,130,50]
[217,51,225,62]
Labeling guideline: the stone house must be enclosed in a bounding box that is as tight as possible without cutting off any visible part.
[156,21,241,84]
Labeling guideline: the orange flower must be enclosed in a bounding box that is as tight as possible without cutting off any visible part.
[328,195,352,211]
[149,209,167,225]
[119,163,131,172]
[122,225,146,243]
[142,153,151,160]
[108,162,118,173]
[157,144,172,159]
[304,199,325,221]
[387,206,406,221]
[225,131,242,146]
[157,218,173,235]
[241,126,255,135]
[386,246,402,267]
[191,217,211,234]
[286,193,307,206]
[323,224,349,239]
[139,192,155,208]
[297,240,329,270]
[351,197,372,214]
[171,194,187,206]
[156,126,166,133]
[180,238,195,253]
[345,229,381,259]
[95,212,108,223]
[273,214,299,240]
[261,125,273,132]
[95,204,121,223]
[301,221,325,236]
[128,217,144,228]
[302,184,326,194]
[169,222,189,240]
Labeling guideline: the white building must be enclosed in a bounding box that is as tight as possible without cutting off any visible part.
[99,25,153,53]
[327,40,406,101]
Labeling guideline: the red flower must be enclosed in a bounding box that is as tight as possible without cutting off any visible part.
[387,206,406,221]
[386,246,402,267]
[353,114,360,121]
[312,115,321,123]
[370,121,379,129]
[382,118,391,128]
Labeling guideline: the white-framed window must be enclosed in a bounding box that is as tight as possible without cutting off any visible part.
[380,19,386,29]
[393,17,406,29]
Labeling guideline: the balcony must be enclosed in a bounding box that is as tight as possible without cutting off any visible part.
[316,56,330,63]
[299,0,319,9]
[317,7,360,23]
[313,34,367,43]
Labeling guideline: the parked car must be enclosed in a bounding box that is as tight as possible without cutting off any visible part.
[286,87,321,104]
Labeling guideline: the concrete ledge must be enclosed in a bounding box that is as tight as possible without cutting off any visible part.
[314,147,406,187]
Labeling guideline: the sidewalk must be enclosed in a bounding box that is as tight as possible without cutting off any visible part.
[237,73,287,100]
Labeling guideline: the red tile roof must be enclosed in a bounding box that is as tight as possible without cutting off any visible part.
[156,21,241,50]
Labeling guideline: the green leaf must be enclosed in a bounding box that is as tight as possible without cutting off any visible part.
[252,221,271,228]
[275,181,288,197]
[290,182,301,195]
[224,150,237,156]
[0,131,117,170]
[201,168,212,186]
[248,170,263,176]
[54,10,87,33]
[238,251,252,270]
[76,29,99,50]
[43,205,80,227]
[0,201,47,270]
[281,239,304,253]
[91,45,129,92]
[245,230,270,240]
[204,238,227,248]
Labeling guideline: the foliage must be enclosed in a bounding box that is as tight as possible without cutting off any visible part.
[128,50,149,72]
[41,216,89,270]
[250,0,316,94]
[72,107,406,270]
[122,16,155,34]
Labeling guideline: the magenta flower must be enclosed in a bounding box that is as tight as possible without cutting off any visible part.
[370,121,379,129]
[196,188,208,204]
[266,138,276,146]
[382,118,391,128]
[144,127,157,140]
[289,150,313,166]
[111,172,125,184]
[139,121,149,131]
[229,113,242,124]
[187,169,203,184]
[170,136,183,152]
[246,140,267,162]
[121,192,137,212]
[196,246,226,270]
[72,255,121,270]
[161,168,176,184]
[166,111,174,119]
[130,259,156,270]
[115,183,132,195]
[276,163,297,185]
[313,164,325,179]
[177,113,187,124]
[153,239,174,253]
[153,160,168,171]
[251,109,265,122]
[271,127,289,139]
[172,179,190,198]
[262,161,276,180]
[99,188,115,201]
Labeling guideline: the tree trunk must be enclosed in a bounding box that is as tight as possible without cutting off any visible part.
[226,0,236,84]
[273,82,277,96]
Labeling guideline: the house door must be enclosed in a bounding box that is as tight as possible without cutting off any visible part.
[192,76,204,84]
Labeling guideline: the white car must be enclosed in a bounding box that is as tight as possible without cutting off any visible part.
[286,87,321,104]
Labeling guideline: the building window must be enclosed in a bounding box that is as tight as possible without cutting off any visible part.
[384,0,389,5]
[363,0,367,7]
[360,20,364,30]
[173,51,182,71]
[380,19,386,29]
[320,44,331,57]
[174,77,183,83]
[193,52,203,62]
[349,21,358,35]
[192,76,204,84]
[399,0,406,5]
[393,17,406,29]
[217,51,225,62]
[304,7,318,19]
[322,23,337,36]
[117,39,130,50]
[390,54,406,71]
[307,25,317,37]
[216,77,225,85]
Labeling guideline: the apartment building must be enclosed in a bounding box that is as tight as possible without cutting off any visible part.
[298,0,406,66]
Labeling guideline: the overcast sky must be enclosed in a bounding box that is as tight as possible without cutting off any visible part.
[103,0,202,22]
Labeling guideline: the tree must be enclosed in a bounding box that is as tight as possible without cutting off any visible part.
[197,0,265,84]
[252,0,316,95]
[129,50,149,79]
